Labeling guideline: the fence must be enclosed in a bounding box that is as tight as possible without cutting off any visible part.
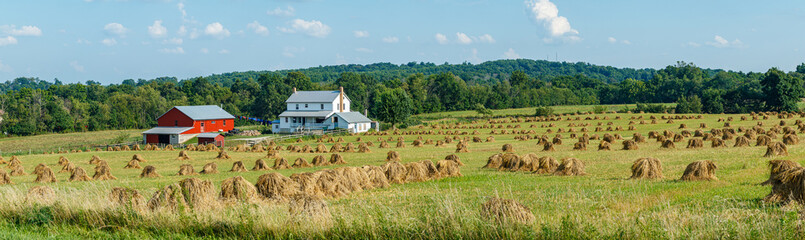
[242,128,349,146]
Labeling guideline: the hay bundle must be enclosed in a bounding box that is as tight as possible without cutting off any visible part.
[89,155,102,165]
[784,134,799,145]
[288,196,333,225]
[230,161,248,172]
[315,144,328,153]
[26,186,55,204]
[253,159,272,171]
[436,160,462,177]
[140,165,161,178]
[339,167,373,191]
[34,165,57,183]
[0,156,5,165]
[633,133,646,143]
[761,160,802,203]
[542,142,555,151]
[292,158,312,168]
[65,166,91,182]
[480,197,535,225]
[329,154,347,165]
[165,145,175,151]
[573,142,587,150]
[687,138,703,149]
[124,159,142,169]
[59,162,76,173]
[314,169,351,198]
[396,140,406,148]
[486,136,495,142]
[420,160,441,179]
[756,135,772,146]
[499,153,521,171]
[93,164,117,180]
[552,136,563,145]
[533,156,559,174]
[711,138,726,148]
[598,141,611,151]
[178,164,198,176]
[456,142,469,153]
[312,155,329,166]
[764,142,788,157]
[622,140,638,150]
[674,134,685,142]
[272,158,292,170]
[8,164,26,176]
[0,169,11,185]
[147,178,216,212]
[404,162,429,182]
[176,150,192,161]
[58,156,69,166]
[358,143,371,153]
[680,160,718,181]
[734,136,750,147]
[413,139,424,147]
[483,154,502,169]
[330,143,343,153]
[553,158,586,176]
[291,172,322,197]
[657,139,674,149]
[502,144,514,152]
[255,172,300,201]
[386,151,401,162]
[200,162,219,174]
[630,157,663,180]
[362,166,391,188]
[108,187,145,209]
[382,161,407,184]
[220,176,259,203]
[301,145,315,153]
[445,154,464,166]
[379,141,390,148]
[216,150,231,160]
[133,145,142,151]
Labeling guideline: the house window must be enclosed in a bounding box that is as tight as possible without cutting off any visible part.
[296,104,299,110]
[333,117,338,123]
[285,117,288,123]
[321,104,324,110]
[212,121,216,124]
[292,118,297,123]
[341,103,345,110]
[305,104,308,108]
[223,121,226,126]
[174,120,178,126]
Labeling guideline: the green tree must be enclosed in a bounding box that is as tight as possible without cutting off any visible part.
[474,103,492,117]
[372,88,412,129]
[675,95,703,113]
[761,68,804,112]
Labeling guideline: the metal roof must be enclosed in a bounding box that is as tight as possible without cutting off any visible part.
[142,127,193,135]
[158,105,235,121]
[278,110,334,118]
[332,112,372,123]
[197,132,222,138]
[285,90,351,103]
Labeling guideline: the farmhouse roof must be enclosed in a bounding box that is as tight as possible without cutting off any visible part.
[158,105,235,121]
[142,127,194,135]
[197,132,222,138]
[285,90,351,103]
[332,112,372,123]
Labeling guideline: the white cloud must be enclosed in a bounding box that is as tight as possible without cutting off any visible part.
[267,6,295,17]
[353,30,369,38]
[1,25,42,36]
[706,35,745,48]
[382,36,399,43]
[159,47,185,54]
[69,61,84,72]
[469,48,481,63]
[0,60,12,72]
[622,40,631,45]
[247,21,269,36]
[686,42,701,47]
[177,25,187,36]
[178,2,187,18]
[0,36,17,46]
[218,49,230,54]
[608,37,617,43]
[76,38,91,44]
[355,47,373,53]
[148,20,168,38]
[283,46,305,57]
[162,38,182,45]
[204,22,230,38]
[435,33,448,44]
[456,32,472,44]
[503,48,521,59]
[200,48,209,54]
[526,0,580,42]
[478,34,495,43]
[101,38,117,46]
[104,22,128,37]
[279,19,331,38]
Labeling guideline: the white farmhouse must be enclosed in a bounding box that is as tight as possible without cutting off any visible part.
[277,87,375,133]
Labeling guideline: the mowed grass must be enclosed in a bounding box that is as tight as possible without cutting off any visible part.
[414,103,676,120]
[0,111,804,238]
[0,129,144,156]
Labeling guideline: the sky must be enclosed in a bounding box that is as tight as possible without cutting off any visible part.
[0,0,804,84]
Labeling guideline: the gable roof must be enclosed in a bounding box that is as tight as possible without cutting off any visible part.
[197,132,223,138]
[285,90,351,103]
[331,112,372,123]
[158,105,235,121]
[143,127,194,135]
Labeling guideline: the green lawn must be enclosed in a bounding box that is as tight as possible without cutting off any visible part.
[0,109,802,238]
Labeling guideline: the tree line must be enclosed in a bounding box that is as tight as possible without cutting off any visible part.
[0,60,803,136]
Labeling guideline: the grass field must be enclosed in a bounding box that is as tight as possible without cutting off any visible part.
[1,108,804,239]
[0,130,144,156]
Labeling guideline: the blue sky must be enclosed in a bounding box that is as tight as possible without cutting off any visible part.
[0,0,803,84]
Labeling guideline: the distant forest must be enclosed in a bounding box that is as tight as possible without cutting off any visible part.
[0,59,803,136]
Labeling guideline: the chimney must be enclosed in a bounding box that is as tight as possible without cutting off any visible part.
[293,87,297,93]
[339,86,344,113]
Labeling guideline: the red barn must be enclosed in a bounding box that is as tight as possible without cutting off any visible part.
[197,132,225,146]
[143,105,235,145]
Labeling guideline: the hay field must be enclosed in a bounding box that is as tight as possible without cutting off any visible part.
[1,110,804,239]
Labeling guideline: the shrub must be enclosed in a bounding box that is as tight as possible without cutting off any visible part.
[534,106,555,117]
[592,106,607,114]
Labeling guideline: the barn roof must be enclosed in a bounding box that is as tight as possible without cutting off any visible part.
[331,112,372,123]
[285,90,351,103]
[159,105,235,121]
[142,127,193,135]
[197,132,222,138]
